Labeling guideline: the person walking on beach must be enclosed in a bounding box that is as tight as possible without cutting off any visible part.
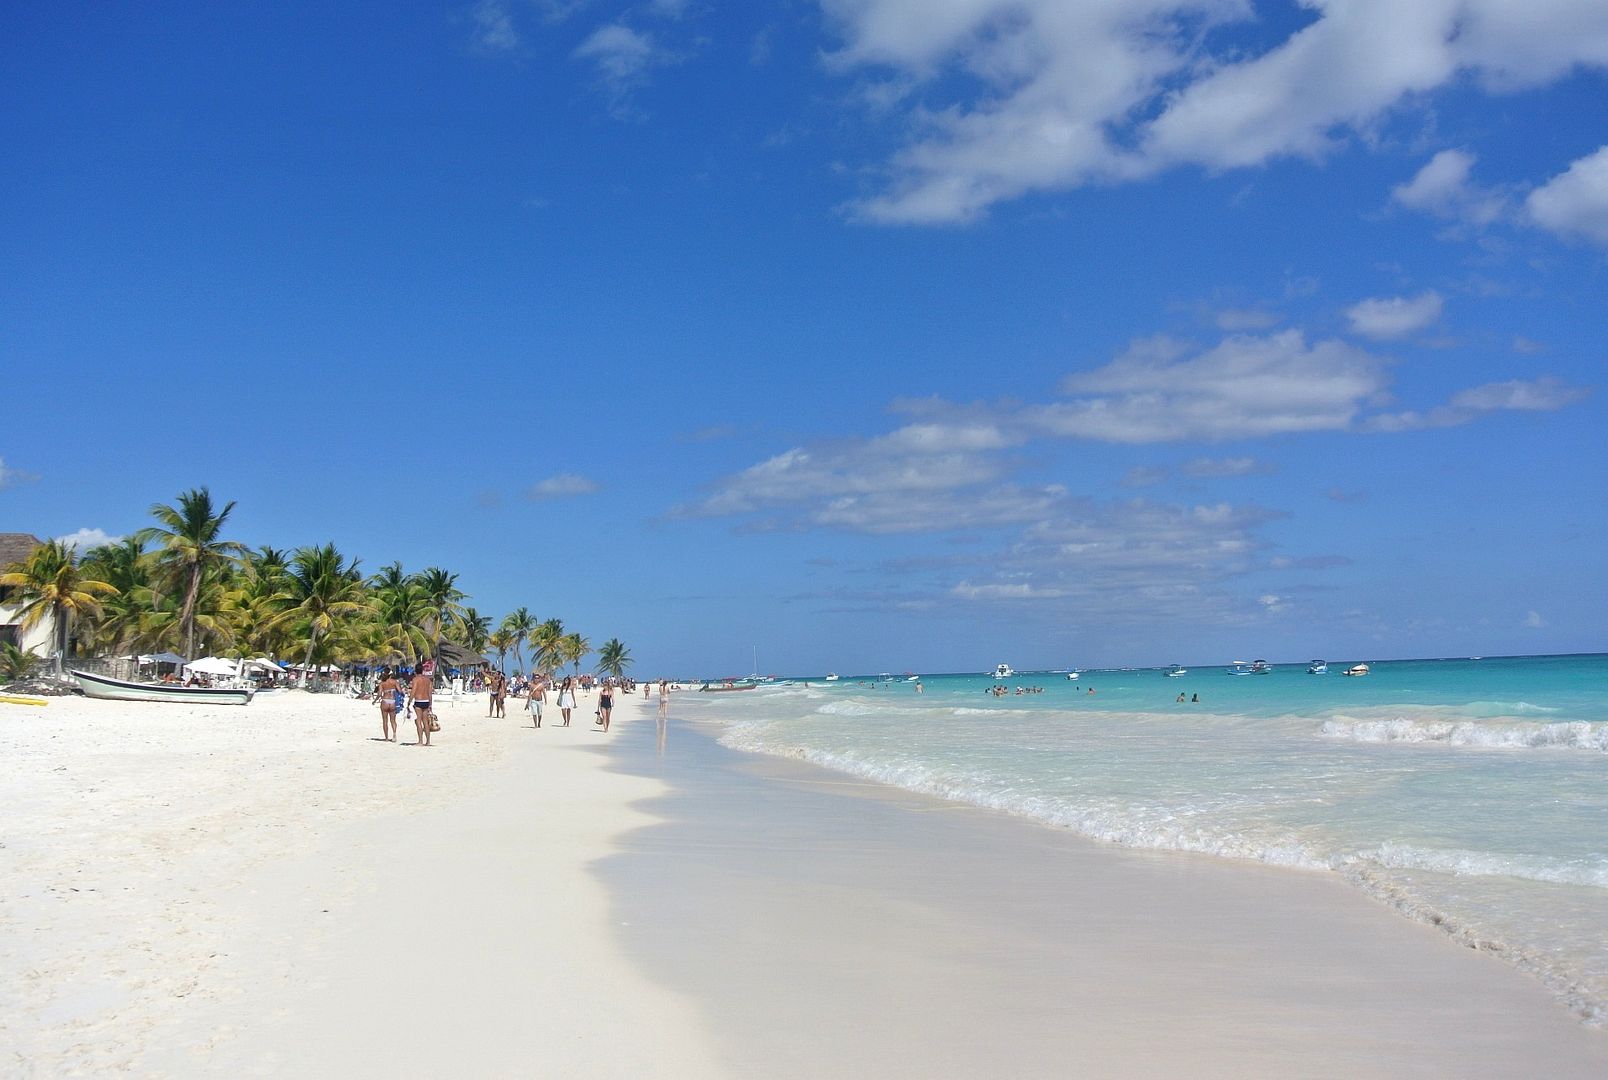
[526,678,545,728]
[377,668,400,742]
[487,669,505,718]
[411,662,435,747]
[597,680,614,732]
[557,676,577,726]
[656,679,669,720]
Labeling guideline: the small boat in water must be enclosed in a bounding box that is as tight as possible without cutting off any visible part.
[1228,661,1253,676]
[71,669,254,706]
[824,673,840,682]
[699,680,757,693]
[1165,665,1187,678]
[993,663,1014,679]
[1342,663,1370,677]
[1065,670,1080,681]
[1251,659,1271,674]
[1307,660,1328,675]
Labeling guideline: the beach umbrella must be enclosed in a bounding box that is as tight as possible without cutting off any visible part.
[184,656,239,676]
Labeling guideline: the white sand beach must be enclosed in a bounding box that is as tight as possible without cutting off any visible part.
[4,687,1607,1077]
[1,687,717,1077]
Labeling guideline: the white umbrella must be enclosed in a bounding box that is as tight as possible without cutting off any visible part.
[184,656,239,677]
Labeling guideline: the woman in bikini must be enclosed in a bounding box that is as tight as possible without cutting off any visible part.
[377,668,399,741]
[597,680,614,732]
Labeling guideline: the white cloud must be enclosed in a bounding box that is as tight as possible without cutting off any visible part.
[470,0,521,51]
[526,473,599,499]
[1526,144,1608,246]
[1390,149,1510,226]
[1027,330,1388,443]
[1181,455,1272,477]
[824,1,1608,223]
[575,23,672,100]
[1364,375,1590,431]
[55,528,121,552]
[1345,290,1444,340]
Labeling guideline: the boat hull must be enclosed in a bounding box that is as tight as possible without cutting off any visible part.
[71,669,254,706]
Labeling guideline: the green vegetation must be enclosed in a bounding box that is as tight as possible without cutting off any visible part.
[0,488,632,678]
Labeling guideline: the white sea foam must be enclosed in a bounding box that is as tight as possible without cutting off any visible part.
[1350,843,1608,889]
[1320,716,1608,751]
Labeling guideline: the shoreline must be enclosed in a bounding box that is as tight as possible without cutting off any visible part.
[599,699,1608,1077]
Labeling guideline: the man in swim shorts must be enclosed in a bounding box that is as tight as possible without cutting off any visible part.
[411,661,435,746]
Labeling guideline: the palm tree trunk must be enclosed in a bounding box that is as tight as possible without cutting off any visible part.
[182,564,200,660]
[54,599,68,676]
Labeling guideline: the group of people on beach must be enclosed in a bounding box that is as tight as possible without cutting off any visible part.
[374,661,441,746]
[372,664,673,743]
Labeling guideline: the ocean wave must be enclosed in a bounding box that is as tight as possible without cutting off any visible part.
[1351,843,1608,889]
[1320,716,1607,751]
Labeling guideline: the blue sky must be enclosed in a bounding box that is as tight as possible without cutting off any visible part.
[3,1,1605,675]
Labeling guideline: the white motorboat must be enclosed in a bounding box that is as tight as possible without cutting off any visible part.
[824,673,840,681]
[1065,670,1080,680]
[1165,665,1187,678]
[1227,661,1253,676]
[1343,663,1370,677]
[993,663,1014,679]
[1250,659,1272,674]
[71,669,254,706]
[1307,660,1328,675]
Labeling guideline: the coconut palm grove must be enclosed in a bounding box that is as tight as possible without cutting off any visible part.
[0,487,631,681]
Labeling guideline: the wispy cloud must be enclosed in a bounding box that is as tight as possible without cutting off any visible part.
[0,457,39,490]
[526,473,599,499]
[469,0,521,51]
[574,23,678,112]
[1365,376,1591,432]
[1181,456,1273,478]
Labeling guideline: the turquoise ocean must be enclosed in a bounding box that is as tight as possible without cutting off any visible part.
[687,654,1608,1024]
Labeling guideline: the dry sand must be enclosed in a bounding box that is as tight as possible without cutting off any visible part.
[1,686,718,1077]
[5,684,1608,1078]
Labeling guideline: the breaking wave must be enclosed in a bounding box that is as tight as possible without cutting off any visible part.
[1320,716,1608,752]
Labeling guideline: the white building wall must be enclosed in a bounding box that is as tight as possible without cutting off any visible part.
[0,600,57,658]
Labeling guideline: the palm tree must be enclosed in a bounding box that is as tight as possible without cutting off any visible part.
[597,638,632,680]
[137,488,246,659]
[287,544,371,673]
[0,539,119,673]
[487,629,516,673]
[369,564,434,665]
[415,567,465,663]
[560,632,590,680]
[531,617,565,676]
[77,536,155,656]
[453,607,493,655]
[501,607,536,674]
